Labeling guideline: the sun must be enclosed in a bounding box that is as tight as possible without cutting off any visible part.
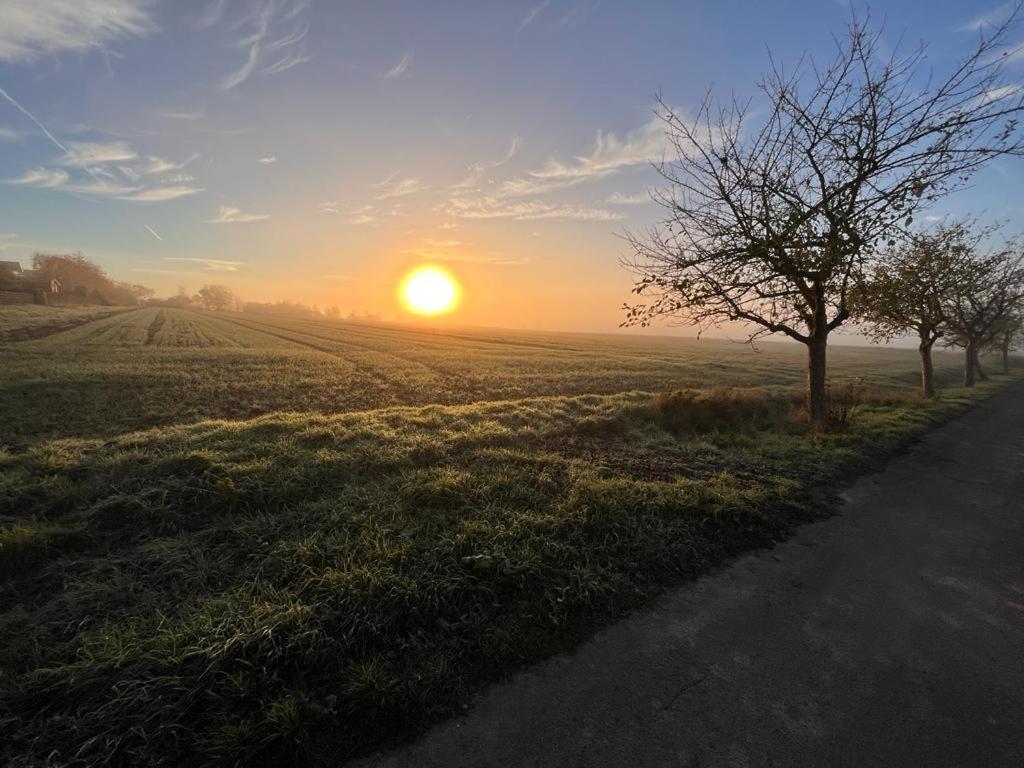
[399,265,461,316]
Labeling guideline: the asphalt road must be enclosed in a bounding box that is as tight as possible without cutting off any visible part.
[354,382,1024,768]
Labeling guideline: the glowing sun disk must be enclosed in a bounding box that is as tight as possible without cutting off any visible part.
[399,265,461,315]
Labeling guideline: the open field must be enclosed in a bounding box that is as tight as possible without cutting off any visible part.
[0,307,972,444]
[0,306,1017,766]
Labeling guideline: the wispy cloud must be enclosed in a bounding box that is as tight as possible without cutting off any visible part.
[0,126,21,142]
[119,185,202,202]
[257,155,277,164]
[207,205,270,224]
[446,196,623,221]
[220,0,312,90]
[977,84,1024,105]
[64,178,139,197]
[166,257,247,271]
[452,135,522,189]
[156,107,206,121]
[57,141,138,167]
[380,52,413,80]
[0,0,151,63]
[7,167,70,188]
[606,191,651,205]
[374,173,426,199]
[500,113,666,197]
[3,128,203,202]
[960,2,1015,31]
[197,0,229,29]
[319,201,378,224]
[132,267,202,275]
[141,155,196,175]
[517,1,550,32]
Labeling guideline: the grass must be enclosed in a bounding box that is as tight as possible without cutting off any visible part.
[0,306,1017,766]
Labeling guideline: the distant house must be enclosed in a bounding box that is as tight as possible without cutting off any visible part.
[0,261,62,305]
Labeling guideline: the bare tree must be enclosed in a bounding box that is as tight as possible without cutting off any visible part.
[994,313,1023,374]
[854,223,976,398]
[623,10,1024,426]
[943,240,1024,386]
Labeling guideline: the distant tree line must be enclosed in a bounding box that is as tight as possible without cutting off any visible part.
[624,9,1024,426]
[151,283,380,322]
[24,253,154,306]
[7,252,379,324]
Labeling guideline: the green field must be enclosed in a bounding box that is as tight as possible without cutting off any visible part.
[0,307,971,443]
[0,307,1013,766]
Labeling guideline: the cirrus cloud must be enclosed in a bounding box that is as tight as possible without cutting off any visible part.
[7,167,70,188]
[165,257,247,271]
[119,185,203,202]
[499,114,667,197]
[374,173,426,199]
[5,137,203,202]
[207,205,270,224]
[380,52,413,81]
[0,0,151,63]
[219,0,313,90]
[446,196,623,221]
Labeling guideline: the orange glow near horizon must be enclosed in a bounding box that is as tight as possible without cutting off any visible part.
[399,265,462,316]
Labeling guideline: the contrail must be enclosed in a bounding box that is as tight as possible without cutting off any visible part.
[0,86,68,153]
[144,224,163,241]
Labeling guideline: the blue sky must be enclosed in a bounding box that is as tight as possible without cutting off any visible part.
[1,0,1022,331]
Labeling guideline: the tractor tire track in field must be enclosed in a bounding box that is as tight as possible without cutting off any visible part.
[212,313,455,404]
[220,314,442,368]
[0,308,135,343]
[144,310,166,345]
[226,315,583,399]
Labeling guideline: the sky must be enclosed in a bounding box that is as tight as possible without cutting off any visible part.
[1,0,1023,334]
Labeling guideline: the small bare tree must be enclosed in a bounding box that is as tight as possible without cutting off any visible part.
[854,223,977,398]
[943,241,1024,386]
[623,10,1024,426]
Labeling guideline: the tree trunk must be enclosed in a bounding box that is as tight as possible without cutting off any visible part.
[964,342,976,387]
[1002,338,1010,375]
[975,352,988,382]
[919,338,936,398]
[807,338,829,427]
